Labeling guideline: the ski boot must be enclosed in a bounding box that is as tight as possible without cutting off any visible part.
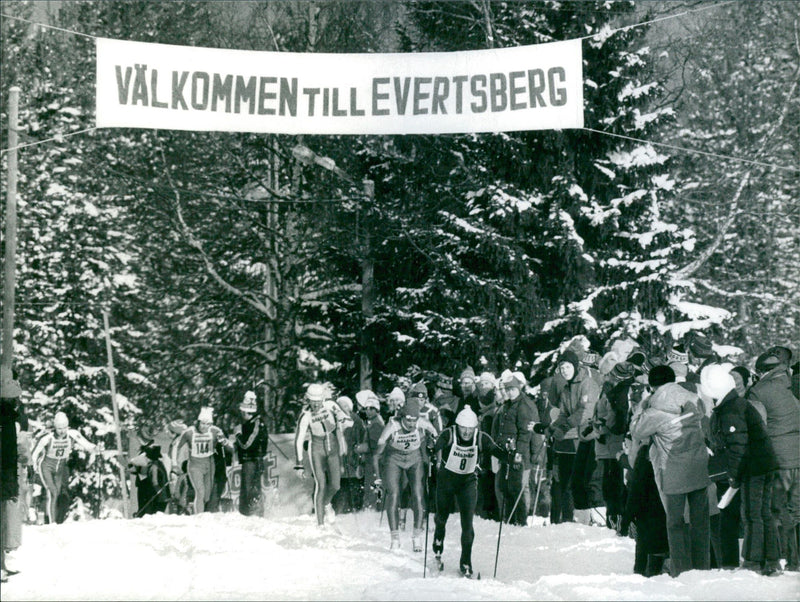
[459,563,474,578]
[325,503,336,524]
[412,528,423,553]
[390,531,401,550]
[433,538,444,570]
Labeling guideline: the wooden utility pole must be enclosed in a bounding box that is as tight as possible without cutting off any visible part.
[1,87,20,393]
[102,310,130,518]
[360,180,375,391]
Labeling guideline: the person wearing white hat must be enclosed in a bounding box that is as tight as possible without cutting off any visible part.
[293,383,352,527]
[704,364,782,575]
[233,391,269,516]
[430,405,510,577]
[31,411,97,524]
[354,390,385,510]
[174,406,233,514]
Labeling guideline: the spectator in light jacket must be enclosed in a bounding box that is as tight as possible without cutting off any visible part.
[630,365,710,577]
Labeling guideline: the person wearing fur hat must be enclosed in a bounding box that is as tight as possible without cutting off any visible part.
[747,350,800,572]
[704,364,782,575]
[430,405,511,577]
[454,366,482,416]
[233,391,269,517]
[294,384,352,527]
[629,365,710,577]
[130,443,169,517]
[174,407,233,514]
[354,390,385,510]
[331,396,364,514]
[373,397,438,551]
[31,411,98,525]
[491,369,535,526]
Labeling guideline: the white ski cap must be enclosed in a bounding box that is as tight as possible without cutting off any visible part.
[198,406,214,424]
[54,412,69,429]
[455,405,479,429]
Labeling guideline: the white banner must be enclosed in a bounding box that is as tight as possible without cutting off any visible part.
[96,37,583,135]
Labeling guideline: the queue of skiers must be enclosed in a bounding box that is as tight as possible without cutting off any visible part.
[2,331,797,582]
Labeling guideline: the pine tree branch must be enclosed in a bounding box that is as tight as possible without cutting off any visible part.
[153,134,275,317]
[673,56,800,281]
[180,342,275,359]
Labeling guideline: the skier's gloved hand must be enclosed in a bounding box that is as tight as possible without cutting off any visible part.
[513,452,523,466]
[294,465,306,479]
[527,422,547,435]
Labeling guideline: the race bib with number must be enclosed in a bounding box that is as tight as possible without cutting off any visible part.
[47,436,72,460]
[191,431,214,458]
[390,428,422,452]
[444,430,478,475]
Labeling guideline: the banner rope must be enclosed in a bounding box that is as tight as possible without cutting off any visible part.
[580,127,799,174]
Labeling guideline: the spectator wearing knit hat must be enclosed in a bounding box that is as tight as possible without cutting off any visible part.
[630,364,710,577]
[491,370,535,526]
[553,350,603,523]
[354,390,385,511]
[234,391,269,517]
[704,364,781,575]
[454,366,481,417]
[747,349,800,572]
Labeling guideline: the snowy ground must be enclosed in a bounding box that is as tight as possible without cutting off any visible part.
[3,509,798,601]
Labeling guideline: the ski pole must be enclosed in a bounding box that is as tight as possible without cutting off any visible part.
[531,466,544,523]
[423,461,432,578]
[505,481,527,525]
[494,458,512,578]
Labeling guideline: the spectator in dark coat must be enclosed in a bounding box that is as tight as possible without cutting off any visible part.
[618,443,669,577]
[234,391,270,516]
[1,376,21,582]
[705,363,782,575]
[492,370,534,526]
[747,350,800,572]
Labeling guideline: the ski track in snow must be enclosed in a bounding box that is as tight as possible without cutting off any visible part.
[3,510,798,601]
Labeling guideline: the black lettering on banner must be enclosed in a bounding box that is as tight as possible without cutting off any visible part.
[151,69,168,108]
[132,64,149,106]
[303,88,320,116]
[509,70,527,110]
[115,66,132,104]
[212,74,233,112]
[470,74,487,113]
[452,75,468,114]
[527,69,546,107]
[280,78,298,116]
[432,77,449,115]
[548,67,567,106]
[489,72,507,112]
[172,71,189,110]
[258,76,277,115]
[350,87,365,116]
[235,76,256,114]
[393,77,411,115]
[191,71,210,110]
[413,77,431,115]
[322,88,330,116]
[331,88,347,116]
[372,78,390,116]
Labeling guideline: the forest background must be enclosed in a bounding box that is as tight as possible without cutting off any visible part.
[1,1,797,502]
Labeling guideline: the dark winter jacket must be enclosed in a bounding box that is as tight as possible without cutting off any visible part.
[620,443,668,556]
[593,378,629,460]
[235,417,269,462]
[0,398,19,501]
[710,389,780,483]
[746,367,800,470]
[550,366,600,453]
[492,391,535,469]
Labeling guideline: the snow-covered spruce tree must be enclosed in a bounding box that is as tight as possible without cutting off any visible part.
[1,0,148,508]
[352,1,709,382]
[656,0,800,357]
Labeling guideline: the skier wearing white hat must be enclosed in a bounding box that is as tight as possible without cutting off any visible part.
[31,412,97,524]
[430,405,511,577]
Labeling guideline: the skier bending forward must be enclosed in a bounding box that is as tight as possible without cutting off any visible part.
[432,405,511,578]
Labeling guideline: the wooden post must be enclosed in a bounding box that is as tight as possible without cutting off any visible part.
[102,310,130,518]
[360,180,375,391]
[1,87,20,392]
